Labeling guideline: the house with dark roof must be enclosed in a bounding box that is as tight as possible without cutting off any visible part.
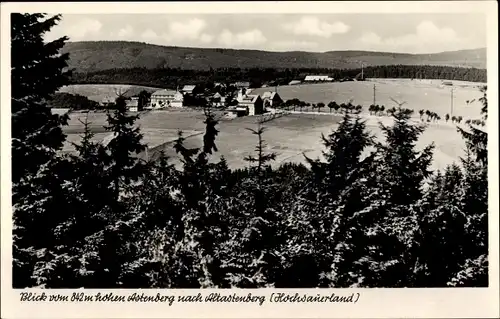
[261,91,283,108]
[181,85,197,95]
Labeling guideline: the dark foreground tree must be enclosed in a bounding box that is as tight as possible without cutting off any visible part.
[11,13,72,288]
[104,96,147,202]
[11,14,70,184]
[302,107,377,287]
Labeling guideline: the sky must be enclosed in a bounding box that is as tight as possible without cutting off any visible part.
[45,13,487,54]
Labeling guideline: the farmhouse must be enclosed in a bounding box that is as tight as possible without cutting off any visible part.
[126,97,139,112]
[181,85,197,95]
[304,75,333,82]
[149,89,184,108]
[210,92,225,107]
[238,94,264,116]
[100,96,115,107]
[261,91,283,107]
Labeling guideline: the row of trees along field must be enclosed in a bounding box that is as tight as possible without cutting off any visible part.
[69,64,486,89]
[12,14,488,288]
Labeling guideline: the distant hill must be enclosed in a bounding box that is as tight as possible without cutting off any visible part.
[62,41,486,72]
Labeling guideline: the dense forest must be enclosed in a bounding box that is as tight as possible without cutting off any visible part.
[61,40,487,71]
[69,65,487,89]
[12,14,488,288]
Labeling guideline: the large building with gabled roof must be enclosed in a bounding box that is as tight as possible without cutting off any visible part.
[149,89,184,108]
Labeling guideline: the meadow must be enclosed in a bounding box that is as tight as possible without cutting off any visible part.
[59,79,485,171]
[252,78,486,119]
[58,84,161,102]
[63,108,469,172]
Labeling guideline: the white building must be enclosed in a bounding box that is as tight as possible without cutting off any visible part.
[235,81,250,89]
[237,94,264,116]
[210,92,224,107]
[149,89,184,109]
[126,97,139,112]
[304,75,333,82]
[288,80,302,85]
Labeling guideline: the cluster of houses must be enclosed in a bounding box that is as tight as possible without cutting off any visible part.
[124,82,283,118]
[105,73,359,116]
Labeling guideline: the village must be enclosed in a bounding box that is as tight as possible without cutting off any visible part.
[7,9,492,304]
[117,73,366,118]
[123,82,283,117]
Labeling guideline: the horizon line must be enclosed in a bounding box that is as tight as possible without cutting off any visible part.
[64,39,487,56]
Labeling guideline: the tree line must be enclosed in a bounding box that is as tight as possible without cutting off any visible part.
[68,64,486,89]
[12,14,488,289]
[279,100,487,129]
[48,92,100,110]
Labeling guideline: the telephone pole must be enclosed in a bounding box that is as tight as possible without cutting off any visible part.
[373,84,376,105]
[450,87,454,116]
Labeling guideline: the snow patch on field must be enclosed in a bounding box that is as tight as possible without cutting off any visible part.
[59,109,474,172]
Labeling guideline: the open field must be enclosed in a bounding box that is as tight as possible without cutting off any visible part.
[252,78,486,120]
[61,78,483,170]
[62,110,209,154]
[62,108,470,172]
[58,84,161,102]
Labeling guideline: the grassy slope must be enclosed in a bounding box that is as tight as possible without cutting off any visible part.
[58,84,161,102]
[62,41,487,72]
[252,79,484,119]
[59,78,485,120]
[63,107,471,171]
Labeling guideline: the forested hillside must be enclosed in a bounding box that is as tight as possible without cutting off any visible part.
[62,41,487,72]
[13,14,489,289]
[70,65,487,89]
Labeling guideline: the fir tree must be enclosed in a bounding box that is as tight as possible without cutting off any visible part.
[11,13,70,184]
[448,87,488,286]
[172,109,236,287]
[11,13,73,288]
[376,108,434,206]
[303,107,378,287]
[69,114,114,236]
[224,123,280,287]
[342,108,434,287]
[104,95,147,202]
[457,86,487,166]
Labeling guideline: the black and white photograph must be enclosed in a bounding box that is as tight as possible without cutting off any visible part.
[1,2,498,316]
